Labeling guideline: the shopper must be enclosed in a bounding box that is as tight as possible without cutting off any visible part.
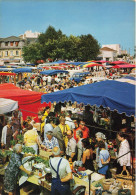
[4,144,32,195]
[49,146,72,195]
[116,132,131,174]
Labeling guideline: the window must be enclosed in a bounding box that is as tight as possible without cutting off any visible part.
[10,51,13,56]
[16,50,19,56]
[5,51,8,56]
[5,42,8,46]
[10,42,14,46]
[15,41,19,46]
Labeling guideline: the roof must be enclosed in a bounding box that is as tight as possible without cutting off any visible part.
[100,47,117,52]
[0,36,24,42]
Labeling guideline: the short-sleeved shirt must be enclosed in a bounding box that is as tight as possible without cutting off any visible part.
[42,135,59,149]
[66,137,76,156]
[24,129,38,146]
[98,149,110,168]
[49,157,71,179]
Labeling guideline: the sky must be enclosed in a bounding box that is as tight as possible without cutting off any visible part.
[0,0,135,55]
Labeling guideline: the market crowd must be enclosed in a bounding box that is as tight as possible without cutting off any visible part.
[0,101,134,195]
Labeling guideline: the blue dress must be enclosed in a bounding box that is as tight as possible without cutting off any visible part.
[98,149,110,175]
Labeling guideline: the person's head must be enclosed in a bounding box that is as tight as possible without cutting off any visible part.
[59,116,66,125]
[67,130,73,140]
[44,106,50,113]
[81,138,91,149]
[97,140,105,149]
[7,119,12,127]
[46,131,53,140]
[52,146,61,156]
[95,132,106,142]
[79,121,85,130]
[13,110,18,117]
[50,117,59,128]
[65,110,72,117]
[76,130,83,140]
[26,124,33,130]
[73,120,78,128]
[117,132,126,142]
[14,144,22,153]
[26,116,32,123]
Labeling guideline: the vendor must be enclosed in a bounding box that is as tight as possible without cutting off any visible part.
[24,124,40,154]
[41,130,59,152]
[4,144,32,195]
[49,146,72,195]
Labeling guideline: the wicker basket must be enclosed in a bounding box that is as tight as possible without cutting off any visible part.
[102,178,115,191]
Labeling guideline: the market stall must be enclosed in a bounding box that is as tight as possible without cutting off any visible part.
[0,83,50,120]
[41,80,135,116]
[0,98,18,114]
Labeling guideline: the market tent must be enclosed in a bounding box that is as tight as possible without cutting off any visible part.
[40,70,69,75]
[12,68,33,73]
[41,80,135,116]
[0,83,49,120]
[0,98,18,114]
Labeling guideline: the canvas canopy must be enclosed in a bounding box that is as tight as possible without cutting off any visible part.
[40,70,68,75]
[0,98,18,114]
[0,83,49,119]
[12,68,33,73]
[41,80,135,116]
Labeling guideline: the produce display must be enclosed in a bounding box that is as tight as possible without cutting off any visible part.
[22,146,35,154]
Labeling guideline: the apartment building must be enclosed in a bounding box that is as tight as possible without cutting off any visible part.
[0,36,25,63]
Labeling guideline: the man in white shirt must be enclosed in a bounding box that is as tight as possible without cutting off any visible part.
[66,130,77,162]
[49,146,72,195]
[47,75,52,85]
[65,111,75,130]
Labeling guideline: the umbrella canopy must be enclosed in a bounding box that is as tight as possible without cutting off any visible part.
[112,64,136,69]
[83,63,104,68]
[41,80,135,116]
[0,98,18,114]
[109,61,128,65]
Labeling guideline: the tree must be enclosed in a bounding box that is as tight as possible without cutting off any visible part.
[22,43,42,64]
[22,26,100,62]
[77,34,100,61]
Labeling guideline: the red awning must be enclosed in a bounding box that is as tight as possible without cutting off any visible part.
[0,72,16,76]
[0,83,50,120]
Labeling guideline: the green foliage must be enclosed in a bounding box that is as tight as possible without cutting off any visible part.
[34,156,49,167]
[22,26,100,62]
[17,134,24,144]
[10,140,17,146]
[0,150,13,157]
[22,146,35,154]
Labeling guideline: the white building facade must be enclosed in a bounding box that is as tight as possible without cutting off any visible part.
[102,44,121,55]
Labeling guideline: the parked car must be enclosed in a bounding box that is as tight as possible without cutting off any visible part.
[70,72,90,83]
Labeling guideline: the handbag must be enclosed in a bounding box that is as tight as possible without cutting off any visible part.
[105,166,112,179]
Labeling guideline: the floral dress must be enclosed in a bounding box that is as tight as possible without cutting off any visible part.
[4,152,22,193]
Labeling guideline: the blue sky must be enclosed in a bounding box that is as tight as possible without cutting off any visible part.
[0,0,135,55]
